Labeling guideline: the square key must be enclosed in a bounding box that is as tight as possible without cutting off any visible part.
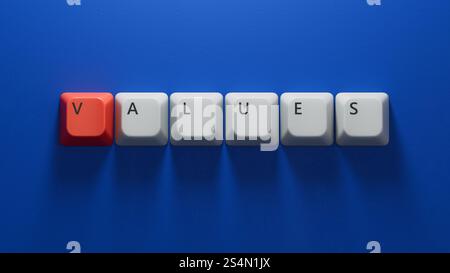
[170,92,223,146]
[225,92,279,146]
[336,92,389,146]
[60,92,114,146]
[115,93,168,146]
[281,92,334,146]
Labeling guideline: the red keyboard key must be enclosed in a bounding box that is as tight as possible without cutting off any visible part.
[60,92,114,146]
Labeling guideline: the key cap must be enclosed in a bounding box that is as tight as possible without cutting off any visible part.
[115,92,168,146]
[281,92,334,146]
[60,92,114,146]
[225,92,279,146]
[170,92,223,146]
[336,92,389,146]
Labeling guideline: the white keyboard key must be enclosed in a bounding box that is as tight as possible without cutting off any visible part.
[281,92,333,146]
[115,92,168,146]
[225,92,279,146]
[170,92,223,146]
[336,92,389,146]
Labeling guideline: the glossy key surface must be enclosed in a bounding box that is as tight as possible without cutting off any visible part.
[60,92,114,146]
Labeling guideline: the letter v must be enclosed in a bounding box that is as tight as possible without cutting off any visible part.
[72,102,83,115]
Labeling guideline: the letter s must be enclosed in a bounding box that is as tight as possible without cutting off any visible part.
[349,102,358,115]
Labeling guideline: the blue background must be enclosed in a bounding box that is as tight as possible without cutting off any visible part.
[0,0,449,252]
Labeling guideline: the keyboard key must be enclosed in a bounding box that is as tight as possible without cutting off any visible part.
[225,92,279,146]
[60,92,114,146]
[115,92,168,146]
[336,92,389,146]
[170,92,223,146]
[281,92,334,146]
